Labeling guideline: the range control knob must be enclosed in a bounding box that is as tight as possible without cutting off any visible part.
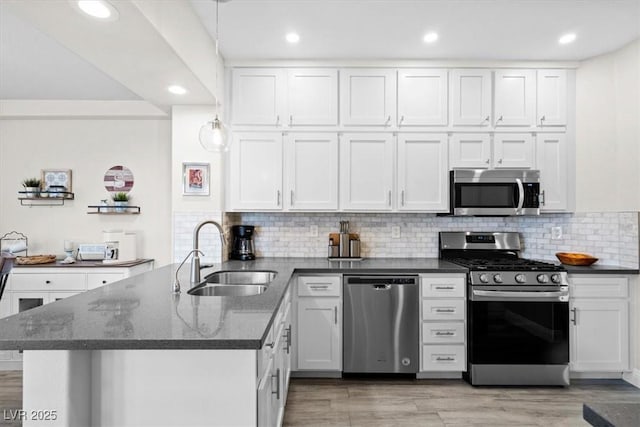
[550,274,562,284]
[537,274,549,283]
[479,273,490,283]
[493,274,503,283]
[515,274,527,284]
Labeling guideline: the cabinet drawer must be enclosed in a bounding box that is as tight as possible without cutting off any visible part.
[422,299,465,321]
[421,276,465,298]
[10,273,86,291]
[422,345,466,371]
[87,273,125,290]
[422,322,465,344]
[298,276,341,297]
[569,277,628,298]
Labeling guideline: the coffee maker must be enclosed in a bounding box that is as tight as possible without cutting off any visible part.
[230,225,256,260]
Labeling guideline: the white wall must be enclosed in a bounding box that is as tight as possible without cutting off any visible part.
[0,119,172,266]
[576,39,640,212]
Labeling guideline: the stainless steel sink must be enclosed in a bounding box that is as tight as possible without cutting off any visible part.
[188,284,267,297]
[204,270,277,285]
[186,270,277,297]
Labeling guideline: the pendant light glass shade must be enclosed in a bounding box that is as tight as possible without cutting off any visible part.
[199,115,229,152]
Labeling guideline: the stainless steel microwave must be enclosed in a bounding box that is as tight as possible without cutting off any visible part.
[447,169,541,216]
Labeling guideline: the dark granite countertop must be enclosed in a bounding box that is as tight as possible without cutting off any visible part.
[0,258,465,351]
[562,264,639,275]
[584,402,640,427]
[13,258,154,269]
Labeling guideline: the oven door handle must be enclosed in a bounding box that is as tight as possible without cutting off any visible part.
[515,178,525,212]
[472,289,569,302]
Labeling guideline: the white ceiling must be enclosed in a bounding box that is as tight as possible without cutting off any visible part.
[193,0,640,61]
[0,0,638,108]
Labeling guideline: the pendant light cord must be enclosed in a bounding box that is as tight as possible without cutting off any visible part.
[214,0,219,119]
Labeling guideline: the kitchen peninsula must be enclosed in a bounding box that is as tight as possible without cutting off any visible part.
[0,258,467,427]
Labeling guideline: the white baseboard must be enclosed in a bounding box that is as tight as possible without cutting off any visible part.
[623,369,640,389]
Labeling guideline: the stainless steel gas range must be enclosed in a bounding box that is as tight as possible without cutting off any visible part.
[440,231,570,386]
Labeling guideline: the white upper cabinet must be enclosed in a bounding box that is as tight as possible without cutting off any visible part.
[493,133,535,168]
[340,133,394,210]
[537,70,567,126]
[397,134,448,211]
[340,69,396,126]
[287,69,338,126]
[231,68,286,126]
[449,133,491,169]
[494,69,536,126]
[285,133,338,210]
[228,132,283,210]
[450,69,492,126]
[397,69,448,126]
[536,133,568,211]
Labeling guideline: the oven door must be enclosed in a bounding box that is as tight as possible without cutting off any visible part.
[451,169,540,216]
[468,287,569,365]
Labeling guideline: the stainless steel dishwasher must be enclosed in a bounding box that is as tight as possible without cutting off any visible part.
[343,275,419,374]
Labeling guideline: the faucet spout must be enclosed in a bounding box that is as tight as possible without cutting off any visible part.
[190,220,226,285]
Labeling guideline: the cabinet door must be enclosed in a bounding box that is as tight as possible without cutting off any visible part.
[450,69,492,126]
[228,133,283,210]
[256,357,273,427]
[340,69,396,126]
[397,69,448,126]
[397,133,448,211]
[493,133,534,168]
[288,69,338,126]
[340,133,394,210]
[570,299,629,372]
[285,133,338,210]
[536,133,568,211]
[537,70,567,126]
[231,68,285,125]
[297,297,341,371]
[449,133,491,169]
[494,69,536,126]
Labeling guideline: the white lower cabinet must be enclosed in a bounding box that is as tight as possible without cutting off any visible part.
[258,288,291,427]
[419,274,467,373]
[569,276,630,373]
[295,275,342,371]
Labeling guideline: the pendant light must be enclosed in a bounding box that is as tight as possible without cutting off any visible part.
[199,0,230,152]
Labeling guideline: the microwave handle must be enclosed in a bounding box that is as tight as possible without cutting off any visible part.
[516,178,525,212]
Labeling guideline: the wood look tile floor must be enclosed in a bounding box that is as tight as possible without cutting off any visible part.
[1,372,639,426]
[283,377,640,427]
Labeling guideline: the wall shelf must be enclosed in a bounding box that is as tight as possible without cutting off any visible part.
[87,205,141,215]
[18,191,74,206]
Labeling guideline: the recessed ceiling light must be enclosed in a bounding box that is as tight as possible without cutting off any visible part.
[73,0,119,21]
[423,32,439,43]
[286,33,300,44]
[167,85,188,95]
[558,33,577,45]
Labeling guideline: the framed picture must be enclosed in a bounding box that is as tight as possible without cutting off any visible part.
[182,162,210,196]
[41,169,72,192]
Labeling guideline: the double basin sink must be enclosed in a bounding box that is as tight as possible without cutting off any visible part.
[187,270,277,297]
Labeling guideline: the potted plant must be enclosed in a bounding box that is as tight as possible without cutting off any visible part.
[112,192,129,213]
[22,178,41,198]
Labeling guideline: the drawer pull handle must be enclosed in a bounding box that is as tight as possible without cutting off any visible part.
[435,308,455,313]
[434,286,454,290]
[102,280,107,284]
[309,284,330,289]
[435,331,455,336]
[436,356,455,362]
[45,280,51,284]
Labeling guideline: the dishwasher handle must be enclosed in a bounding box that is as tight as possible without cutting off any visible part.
[373,284,391,290]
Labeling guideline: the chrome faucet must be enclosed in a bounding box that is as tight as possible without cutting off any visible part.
[190,220,226,285]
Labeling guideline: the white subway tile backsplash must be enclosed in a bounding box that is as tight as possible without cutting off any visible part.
[224,211,638,268]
